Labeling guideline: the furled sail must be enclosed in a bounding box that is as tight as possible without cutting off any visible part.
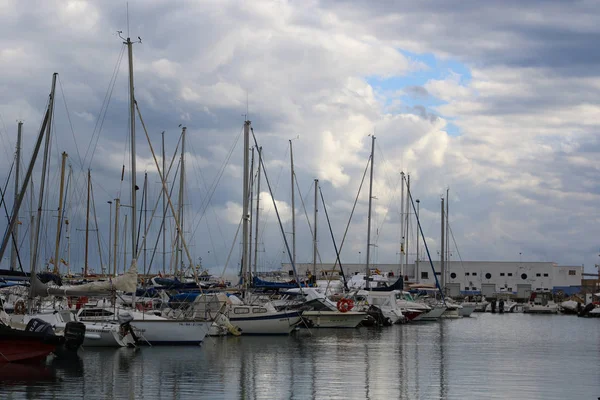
[31,259,138,298]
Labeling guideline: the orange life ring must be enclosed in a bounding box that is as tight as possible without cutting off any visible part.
[336,298,354,313]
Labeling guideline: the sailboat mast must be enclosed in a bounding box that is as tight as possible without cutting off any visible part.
[399,171,405,277]
[405,174,410,270]
[126,36,137,262]
[113,198,120,276]
[10,121,22,271]
[123,214,128,275]
[365,135,375,289]
[242,120,251,293]
[108,200,112,275]
[440,196,445,293]
[162,131,166,275]
[143,172,148,273]
[253,147,262,275]
[290,140,296,267]
[248,147,254,277]
[446,187,450,270]
[175,127,186,276]
[84,169,91,276]
[53,152,68,274]
[312,179,318,278]
[29,72,57,312]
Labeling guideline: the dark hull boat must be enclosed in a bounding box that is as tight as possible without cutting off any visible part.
[0,319,85,363]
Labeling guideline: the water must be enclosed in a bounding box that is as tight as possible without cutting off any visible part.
[2,314,599,399]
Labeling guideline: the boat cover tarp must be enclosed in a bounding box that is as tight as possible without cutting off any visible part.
[252,276,302,289]
[369,276,404,291]
[31,259,138,297]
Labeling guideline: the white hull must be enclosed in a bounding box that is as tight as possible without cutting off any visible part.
[414,306,446,321]
[459,304,476,317]
[302,311,365,328]
[524,305,559,314]
[228,310,302,335]
[79,322,135,347]
[441,307,462,319]
[131,320,211,345]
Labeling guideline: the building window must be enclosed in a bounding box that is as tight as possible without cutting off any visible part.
[568,270,576,276]
[465,272,470,276]
[536,273,541,277]
[421,271,429,279]
[508,273,513,277]
[521,273,528,280]
[485,273,491,279]
[507,288,512,291]
[472,272,478,276]
[289,270,294,276]
[472,287,478,291]
[543,273,548,277]
[450,272,457,279]
[435,272,441,276]
[500,273,505,277]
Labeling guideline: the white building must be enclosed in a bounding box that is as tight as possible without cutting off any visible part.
[280,261,583,298]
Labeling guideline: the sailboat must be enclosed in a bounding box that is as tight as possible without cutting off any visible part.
[224,120,302,335]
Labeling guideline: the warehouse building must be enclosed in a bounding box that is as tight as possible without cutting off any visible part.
[281,261,583,298]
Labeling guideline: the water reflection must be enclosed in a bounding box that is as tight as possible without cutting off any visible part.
[1,315,599,399]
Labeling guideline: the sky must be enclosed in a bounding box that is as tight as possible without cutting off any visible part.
[0,0,599,277]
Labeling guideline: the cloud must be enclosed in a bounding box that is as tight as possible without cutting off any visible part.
[0,0,599,276]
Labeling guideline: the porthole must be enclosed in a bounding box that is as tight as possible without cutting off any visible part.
[521,273,527,280]
[485,273,491,279]
[450,273,456,279]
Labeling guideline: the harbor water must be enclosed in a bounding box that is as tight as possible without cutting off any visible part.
[2,313,599,399]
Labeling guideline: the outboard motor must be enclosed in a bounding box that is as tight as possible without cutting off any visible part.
[578,303,595,318]
[63,321,86,351]
[490,300,496,313]
[498,299,505,314]
[118,312,139,345]
[25,318,55,337]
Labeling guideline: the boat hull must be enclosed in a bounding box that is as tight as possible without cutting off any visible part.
[414,306,446,321]
[524,306,559,314]
[131,320,211,345]
[229,311,302,335]
[459,305,476,317]
[301,311,365,328]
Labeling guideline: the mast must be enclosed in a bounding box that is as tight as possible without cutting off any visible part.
[399,171,405,277]
[29,72,57,313]
[66,165,72,276]
[123,214,128,275]
[84,169,91,277]
[108,200,113,275]
[290,140,296,267]
[446,187,450,271]
[53,152,68,274]
[113,198,120,276]
[143,172,148,273]
[175,127,186,276]
[312,179,318,278]
[405,174,410,271]
[253,147,262,275]
[10,122,22,271]
[440,196,445,292]
[415,199,420,281]
[242,120,250,294]
[91,179,104,274]
[125,35,137,262]
[161,131,166,275]
[248,147,254,277]
[365,135,375,289]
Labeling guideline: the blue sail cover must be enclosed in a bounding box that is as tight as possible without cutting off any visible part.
[252,276,306,289]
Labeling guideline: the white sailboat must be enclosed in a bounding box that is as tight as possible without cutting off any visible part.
[227,120,302,335]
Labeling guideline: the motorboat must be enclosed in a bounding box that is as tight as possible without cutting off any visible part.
[524,291,558,314]
[223,295,302,335]
[278,288,366,328]
[353,290,405,324]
